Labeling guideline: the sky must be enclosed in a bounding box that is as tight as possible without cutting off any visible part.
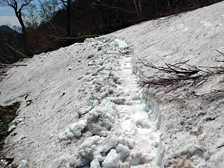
[0,0,39,27]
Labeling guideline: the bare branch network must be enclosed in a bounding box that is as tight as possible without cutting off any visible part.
[136,54,224,101]
[0,0,32,10]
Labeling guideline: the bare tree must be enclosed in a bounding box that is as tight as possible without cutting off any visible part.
[23,4,39,29]
[61,0,71,36]
[94,0,123,28]
[38,0,59,23]
[0,0,33,54]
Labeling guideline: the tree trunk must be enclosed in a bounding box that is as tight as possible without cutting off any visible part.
[67,0,71,36]
[138,0,142,14]
[16,12,28,54]
[167,0,171,8]
[133,0,139,14]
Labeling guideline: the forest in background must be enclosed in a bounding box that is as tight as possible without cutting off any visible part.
[0,0,222,64]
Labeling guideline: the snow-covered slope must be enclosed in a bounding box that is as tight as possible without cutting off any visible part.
[0,37,164,168]
[1,1,224,168]
[112,2,224,168]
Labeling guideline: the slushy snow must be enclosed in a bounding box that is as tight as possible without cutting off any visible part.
[0,1,224,168]
[0,36,163,168]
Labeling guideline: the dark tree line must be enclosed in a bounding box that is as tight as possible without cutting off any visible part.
[0,0,33,54]
[0,0,222,64]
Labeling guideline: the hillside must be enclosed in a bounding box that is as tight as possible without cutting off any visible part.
[0,1,224,168]
[0,26,17,33]
[0,25,23,64]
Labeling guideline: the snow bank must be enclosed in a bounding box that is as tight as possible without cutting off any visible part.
[57,37,165,167]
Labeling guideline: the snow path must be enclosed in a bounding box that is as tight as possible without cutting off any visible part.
[0,37,164,167]
[112,2,224,167]
[71,37,164,167]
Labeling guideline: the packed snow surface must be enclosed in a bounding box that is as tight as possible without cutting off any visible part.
[1,1,224,168]
[0,37,164,168]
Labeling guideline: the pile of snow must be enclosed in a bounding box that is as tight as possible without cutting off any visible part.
[57,37,164,167]
[0,37,164,167]
[1,1,224,167]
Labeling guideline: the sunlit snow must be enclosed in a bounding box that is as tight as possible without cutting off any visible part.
[1,1,224,168]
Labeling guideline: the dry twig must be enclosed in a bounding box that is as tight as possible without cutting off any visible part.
[136,58,224,102]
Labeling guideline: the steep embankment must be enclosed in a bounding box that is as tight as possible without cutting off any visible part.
[113,1,224,168]
[0,1,224,168]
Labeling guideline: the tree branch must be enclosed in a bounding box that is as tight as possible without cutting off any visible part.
[20,0,32,10]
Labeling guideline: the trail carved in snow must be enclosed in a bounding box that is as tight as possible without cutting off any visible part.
[2,2,224,167]
[59,37,164,167]
[0,36,164,167]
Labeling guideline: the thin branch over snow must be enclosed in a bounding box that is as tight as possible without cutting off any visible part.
[136,58,224,102]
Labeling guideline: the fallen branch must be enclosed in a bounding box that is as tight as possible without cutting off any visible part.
[4,43,28,58]
[215,49,224,56]
[136,58,224,102]
[0,63,27,67]
[56,34,102,40]
[137,61,212,88]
